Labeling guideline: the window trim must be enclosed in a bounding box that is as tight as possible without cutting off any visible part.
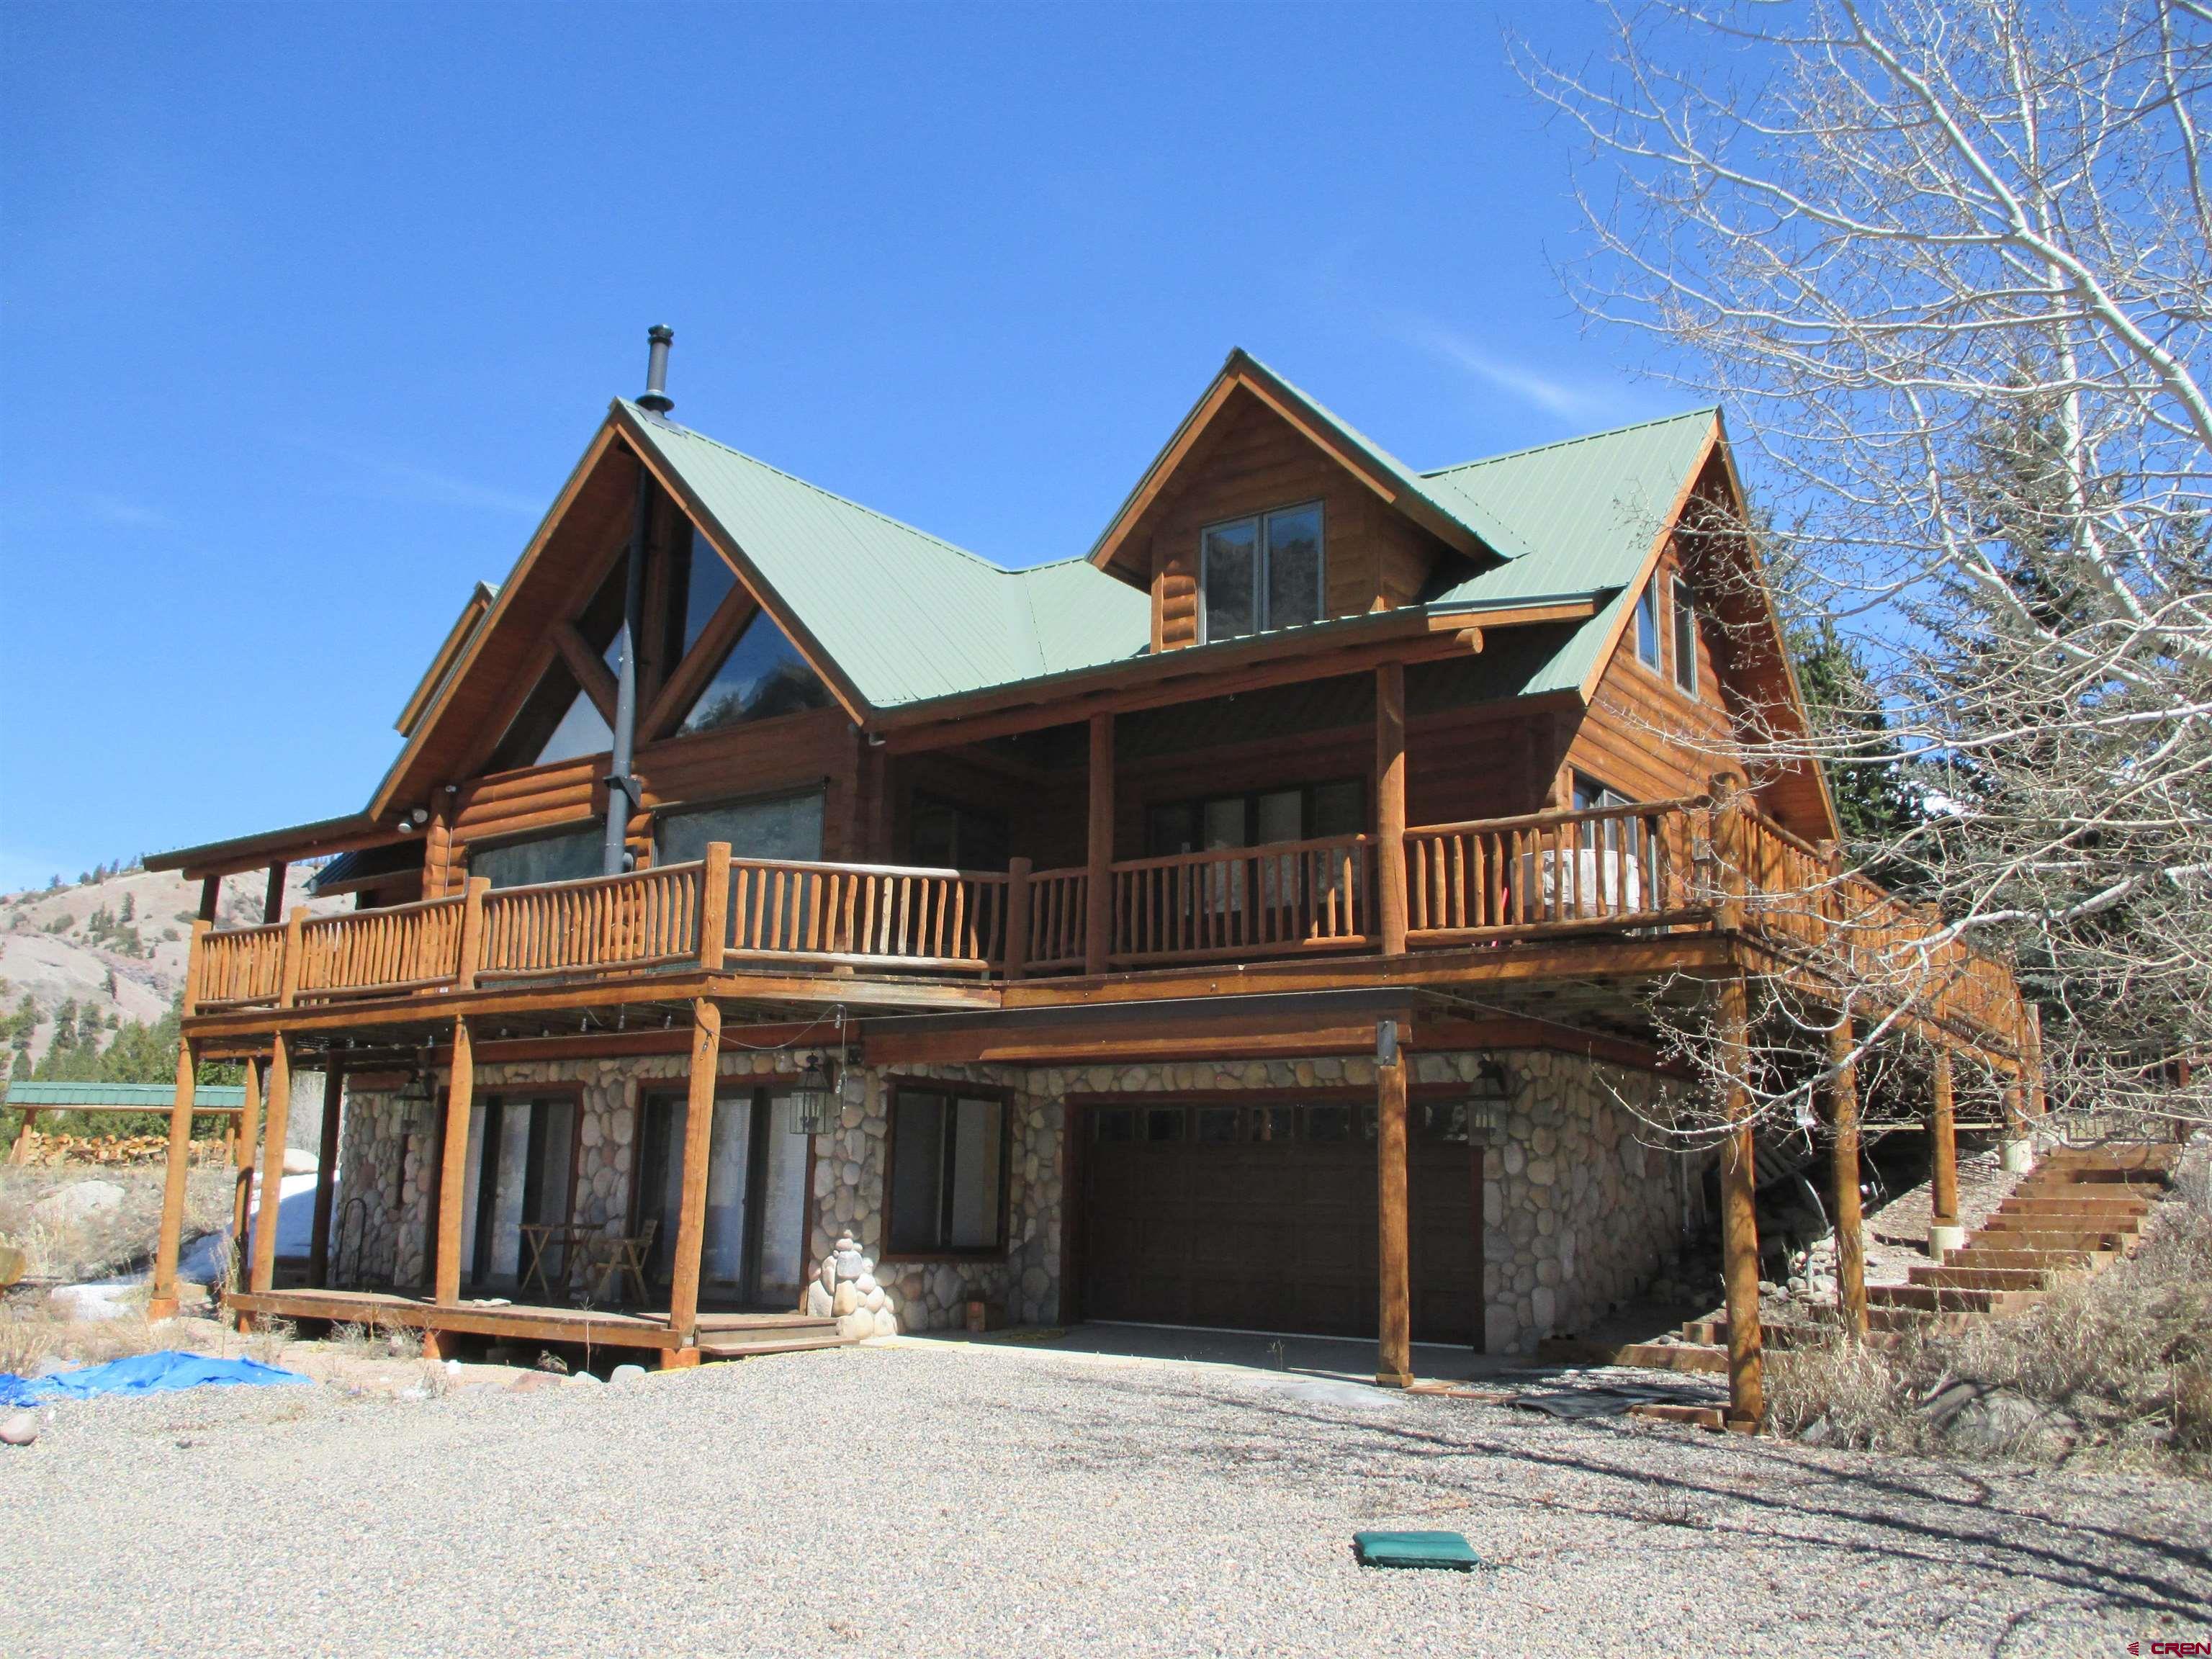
[1670,574,1699,697]
[1632,575,1663,672]
[1197,499,1326,644]
[878,1076,1015,1263]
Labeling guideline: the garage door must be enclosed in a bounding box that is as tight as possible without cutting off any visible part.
[1079,1100,1483,1346]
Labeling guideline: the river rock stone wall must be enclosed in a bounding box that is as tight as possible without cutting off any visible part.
[333,1045,1702,1355]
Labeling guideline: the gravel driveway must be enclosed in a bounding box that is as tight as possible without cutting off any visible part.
[6,1340,2207,1658]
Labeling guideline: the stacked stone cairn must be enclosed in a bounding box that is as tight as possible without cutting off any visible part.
[808,1231,897,1340]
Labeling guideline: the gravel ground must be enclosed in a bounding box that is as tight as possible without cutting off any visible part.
[6,1341,2207,1658]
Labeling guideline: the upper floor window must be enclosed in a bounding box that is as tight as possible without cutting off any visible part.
[1671,575,1699,696]
[470,825,603,890]
[1634,577,1662,670]
[1201,503,1323,644]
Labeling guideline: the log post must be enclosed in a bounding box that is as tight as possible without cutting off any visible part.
[9,1110,35,1166]
[1716,976,1765,1426]
[277,907,306,1010]
[435,1019,475,1306]
[1928,1046,1962,1259]
[148,1038,198,1322]
[185,918,210,1017]
[1709,778,1747,932]
[230,1056,263,1275]
[308,1064,343,1287]
[1003,856,1033,981]
[1084,713,1114,976]
[261,860,288,925]
[424,802,454,900]
[456,876,490,991]
[197,875,221,925]
[1375,1022,1413,1388]
[1825,1012,1869,1343]
[697,842,732,974]
[1375,662,1408,956]
[665,997,723,1357]
[248,1035,292,1298]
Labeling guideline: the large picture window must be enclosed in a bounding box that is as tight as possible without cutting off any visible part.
[469,826,603,890]
[886,1085,1007,1256]
[1200,503,1323,644]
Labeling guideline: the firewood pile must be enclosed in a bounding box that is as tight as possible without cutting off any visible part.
[11,1133,229,1167]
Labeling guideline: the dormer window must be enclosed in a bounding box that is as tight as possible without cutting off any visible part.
[1201,503,1323,644]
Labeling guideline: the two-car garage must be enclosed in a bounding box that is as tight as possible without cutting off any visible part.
[1074,1098,1484,1347]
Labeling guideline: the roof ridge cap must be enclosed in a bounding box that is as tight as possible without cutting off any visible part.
[1423,406,1719,477]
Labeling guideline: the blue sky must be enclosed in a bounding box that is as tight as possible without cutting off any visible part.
[0,1,1692,891]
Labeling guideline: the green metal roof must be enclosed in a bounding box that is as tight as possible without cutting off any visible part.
[5,1081,247,1109]
[623,405,1153,711]
[1420,406,1720,695]
[626,391,1717,718]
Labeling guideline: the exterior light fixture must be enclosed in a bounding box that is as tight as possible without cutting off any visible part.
[1467,1056,1513,1141]
[787,1053,835,1136]
[397,1051,434,1133]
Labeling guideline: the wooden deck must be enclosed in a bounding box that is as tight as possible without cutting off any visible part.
[226,1287,850,1360]
[179,796,2030,1058]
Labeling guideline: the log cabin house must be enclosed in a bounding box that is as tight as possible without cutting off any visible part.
[144,338,2032,1414]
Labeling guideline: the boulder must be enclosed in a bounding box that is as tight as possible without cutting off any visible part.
[281,1148,319,1177]
[608,1363,647,1385]
[0,1411,38,1447]
[837,1310,875,1341]
[30,1181,125,1229]
[806,1280,834,1318]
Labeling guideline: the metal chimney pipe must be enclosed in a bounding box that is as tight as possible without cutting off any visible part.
[638,325,675,413]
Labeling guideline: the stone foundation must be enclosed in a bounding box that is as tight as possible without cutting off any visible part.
[332,1043,1706,1355]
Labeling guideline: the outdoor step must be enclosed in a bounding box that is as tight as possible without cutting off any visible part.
[1907,1265,2054,1291]
[1958,1228,2128,1254]
[1995,1193,2150,1213]
[695,1332,858,1361]
[1866,1283,2044,1315]
[1946,1247,2103,1272]
[1678,1319,1826,1352]
[1983,1210,2141,1233]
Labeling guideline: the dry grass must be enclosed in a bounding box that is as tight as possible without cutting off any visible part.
[325,1319,423,1362]
[1771,1143,2212,1474]
[0,1164,230,1284]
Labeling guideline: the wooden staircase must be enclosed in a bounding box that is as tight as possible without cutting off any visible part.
[1676,1143,2182,1355]
[1857,1142,2179,1326]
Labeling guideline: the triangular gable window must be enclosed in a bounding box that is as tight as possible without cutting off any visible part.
[486,660,613,773]
[675,610,833,735]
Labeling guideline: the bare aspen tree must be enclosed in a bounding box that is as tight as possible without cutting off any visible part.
[1523,0,2212,1140]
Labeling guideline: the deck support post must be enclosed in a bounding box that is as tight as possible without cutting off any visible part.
[1375,662,1408,956]
[1716,976,1765,1427]
[261,860,287,925]
[1084,713,1113,976]
[1375,1021,1413,1388]
[248,1035,292,1298]
[1003,857,1032,981]
[9,1109,36,1166]
[1825,1012,1869,1343]
[230,1056,264,1282]
[1999,1074,2033,1173]
[308,1064,343,1287]
[1928,1046,1962,1259]
[197,875,220,924]
[435,1019,475,1306]
[148,1037,198,1322]
[667,998,723,1351]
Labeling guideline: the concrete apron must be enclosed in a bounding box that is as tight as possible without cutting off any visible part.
[896,1320,1519,1389]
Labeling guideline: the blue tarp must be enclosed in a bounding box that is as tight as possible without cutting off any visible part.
[0,1351,310,1407]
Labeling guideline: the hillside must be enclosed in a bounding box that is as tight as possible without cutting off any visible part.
[0,865,347,1069]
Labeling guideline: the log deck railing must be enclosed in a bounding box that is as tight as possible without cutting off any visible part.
[184,804,2027,1048]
